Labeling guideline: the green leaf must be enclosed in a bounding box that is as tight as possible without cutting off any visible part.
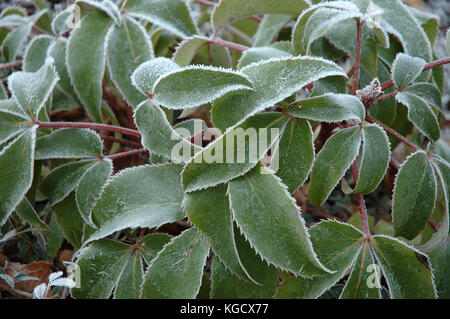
[212,0,308,31]
[71,239,146,299]
[182,113,288,192]
[51,8,71,35]
[2,22,32,62]
[406,83,441,109]
[152,66,254,110]
[87,164,185,243]
[107,16,154,108]
[309,126,362,206]
[287,93,365,123]
[392,151,437,240]
[350,124,390,194]
[210,230,278,299]
[428,238,450,299]
[8,58,59,118]
[51,193,85,248]
[15,197,47,229]
[237,46,290,69]
[124,0,197,38]
[212,56,346,131]
[292,3,362,56]
[67,10,112,122]
[172,36,231,67]
[0,110,30,145]
[276,220,364,298]
[228,165,332,277]
[134,101,201,162]
[35,128,103,160]
[139,233,172,265]
[371,235,436,298]
[392,53,426,89]
[447,28,450,56]
[396,92,440,142]
[340,242,381,299]
[23,35,53,72]
[131,57,180,96]
[40,160,95,206]
[141,227,209,299]
[371,0,432,67]
[183,185,251,280]
[0,127,36,225]
[75,159,112,228]
[273,118,314,193]
[253,14,292,47]
[76,0,122,26]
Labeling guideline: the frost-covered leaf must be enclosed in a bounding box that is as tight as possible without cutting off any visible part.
[292,4,362,56]
[212,0,308,31]
[107,16,154,108]
[0,110,30,145]
[152,66,254,110]
[8,58,58,118]
[52,193,85,248]
[371,235,436,299]
[272,118,314,193]
[392,151,437,240]
[0,127,36,225]
[287,93,365,123]
[2,22,32,62]
[340,242,381,299]
[51,8,71,35]
[76,0,122,26]
[183,185,251,280]
[172,36,231,67]
[33,283,47,299]
[349,124,390,195]
[35,128,103,160]
[392,53,426,89]
[406,83,441,109]
[182,113,288,192]
[428,238,450,299]
[371,0,432,69]
[309,126,362,206]
[210,230,278,299]
[87,164,185,243]
[15,197,47,229]
[141,227,209,299]
[276,220,364,298]
[124,0,197,38]
[212,56,346,131]
[72,239,142,299]
[396,92,440,142]
[40,160,95,206]
[228,165,332,277]
[139,233,172,265]
[134,101,201,162]
[237,46,290,69]
[75,159,112,228]
[67,10,112,122]
[23,35,53,72]
[253,14,292,47]
[131,57,180,96]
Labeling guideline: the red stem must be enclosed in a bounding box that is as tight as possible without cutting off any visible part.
[381,57,450,90]
[34,121,141,138]
[106,148,147,160]
[0,60,22,71]
[208,38,249,52]
[365,115,420,151]
[351,19,363,95]
[351,159,370,236]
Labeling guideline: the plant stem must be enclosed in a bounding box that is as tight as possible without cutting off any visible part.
[381,57,450,90]
[351,160,371,236]
[376,89,400,102]
[106,148,148,160]
[224,25,253,45]
[351,19,363,95]
[101,135,141,148]
[0,60,23,71]
[208,38,249,52]
[365,115,420,151]
[34,121,141,138]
